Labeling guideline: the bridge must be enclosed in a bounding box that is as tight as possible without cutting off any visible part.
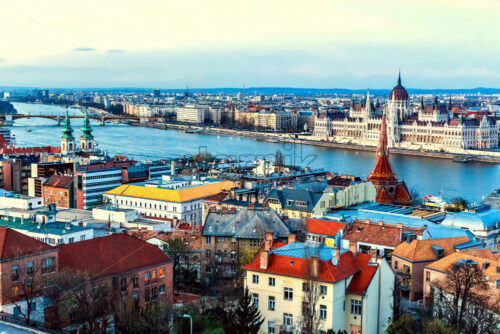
[0,114,140,126]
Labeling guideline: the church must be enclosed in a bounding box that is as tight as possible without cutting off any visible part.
[60,108,97,155]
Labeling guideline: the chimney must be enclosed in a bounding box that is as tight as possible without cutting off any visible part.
[311,256,319,278]
[349,241,357,254]
[396,223,403,229]
[287,233,296,244]
[378,220,383,226]
[265,232,273,251]
[335,247,340,265]
[260,251,269,270]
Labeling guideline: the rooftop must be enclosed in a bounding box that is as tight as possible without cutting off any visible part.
[392,237,470,262]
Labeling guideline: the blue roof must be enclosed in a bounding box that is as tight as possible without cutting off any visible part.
[270,242,347,261]
[440,207,500,232]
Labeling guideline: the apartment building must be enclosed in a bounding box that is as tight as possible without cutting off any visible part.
[104,180,235,225]
[42,175,73,208]
[0,227,58,323]
[244,240,394,334]
[176,105,209,123]
[391,237,471,301]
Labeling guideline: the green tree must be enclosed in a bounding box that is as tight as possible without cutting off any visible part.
[163,237,189,288]
[446,197,468,212]
[386,315,415,334]
[234,288,264,334]
[424,319,458,334]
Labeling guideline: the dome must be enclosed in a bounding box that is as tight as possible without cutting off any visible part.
[389,73,409,100]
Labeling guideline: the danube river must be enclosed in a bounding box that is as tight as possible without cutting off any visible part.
[10,102,500,202]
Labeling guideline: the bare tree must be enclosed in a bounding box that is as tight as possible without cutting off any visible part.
[430,261,500,334]
[299,245,322,334]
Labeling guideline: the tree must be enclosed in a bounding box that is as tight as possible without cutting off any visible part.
[386,314,415,334]
[299,247,322,334]
[233,288,264,334]
[446,197,468,212]
[430,261,500,334]
[114,297,173,334]
[164,237,189,289]
[43,269,111,333]
[424,319,459,334]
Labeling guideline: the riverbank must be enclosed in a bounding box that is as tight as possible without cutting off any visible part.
[131,122,500,164]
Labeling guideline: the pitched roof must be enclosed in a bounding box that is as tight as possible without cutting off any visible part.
[306,218,345,237]
[105,181,235,203]
[58,234,171,279]
[343,219,423,248]
[392,237,469,262]
[203,207,289,239]
[244,242,361,283]
[0,227,53,260]
[426,251,500,282]
[347,253,378,295]
[43,175,73,188]
[265,188,323,212]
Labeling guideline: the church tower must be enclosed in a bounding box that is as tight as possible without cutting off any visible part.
[61,107,75,155]
[80,109,96,153]
[386,72,409,147]
[367,112,411,205]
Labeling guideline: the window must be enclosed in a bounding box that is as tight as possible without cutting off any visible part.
[351,324,362,334]
[11,285,19,298]
[320,285,327,295]
[151,270,157,282]
[251,293,259,306]
[129,275,139,289]
[252,274,259,284]
[159,268,165,277]
[26,262,34,276]
[42,257,55,274]
[283,313,293,327]
[80,235,86,241]
[268,277,275,286]
[159,284,165,294]
[11,265,19,281]
[268,321,275,334]
[426,271,431,282]
[230,251,237,259]
[394,260,398,270]
[403,265,410,274]
[145,272,150,284]
[268,296,275,310]
[496,279,500,289]
[351,300,362,315]
[302,282,309,292]
[121,278,127,292]
[69,237,74,243]
[320,305,327,320]
[205,236,212,244]
[284,287,293,301]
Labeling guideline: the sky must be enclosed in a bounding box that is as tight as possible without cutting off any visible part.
[0,0,499,89]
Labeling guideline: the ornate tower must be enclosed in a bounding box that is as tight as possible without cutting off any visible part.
[386,72,409,147]
[61,108,75,155]
[367,112,411,205]
[80,109,96,153]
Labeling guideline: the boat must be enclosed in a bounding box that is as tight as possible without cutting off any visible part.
[26,127,32,132]
[453,156,472,163]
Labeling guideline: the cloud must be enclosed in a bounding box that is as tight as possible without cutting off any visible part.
[106,49,126,53]
[0,58,6,62]
[73,47,96,52]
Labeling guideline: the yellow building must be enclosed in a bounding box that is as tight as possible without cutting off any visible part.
[244,236,394,334]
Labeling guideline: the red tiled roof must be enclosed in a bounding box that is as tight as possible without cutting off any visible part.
[347,253,377,295]
[58,234,171,279]
[244,247,360,283]
[203,191,229,203]
[0,227,53,260]
[43,175,73,188]
[306,219,345,237]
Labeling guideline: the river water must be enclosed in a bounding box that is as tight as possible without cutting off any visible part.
[9,102,500,203]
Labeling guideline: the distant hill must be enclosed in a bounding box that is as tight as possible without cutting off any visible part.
[2,86,500,96]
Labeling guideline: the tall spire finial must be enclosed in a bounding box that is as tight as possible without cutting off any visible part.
[397,69,401,86]
[62,106,74,140]
[81,107,93,139]
[377,112,388,157]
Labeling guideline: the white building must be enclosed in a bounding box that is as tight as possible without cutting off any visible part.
[176,105,209,123]
[0,193,44,210]
[313,74,498,151]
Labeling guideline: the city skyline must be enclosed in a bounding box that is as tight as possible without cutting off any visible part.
[0,0,499,88]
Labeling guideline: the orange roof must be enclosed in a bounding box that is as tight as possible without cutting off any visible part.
[426,251,500,281]
[105,181,236,203]
[244,245,360,283]
[392,237,469,262]
[306,218,345,237]
[347,253,378,295]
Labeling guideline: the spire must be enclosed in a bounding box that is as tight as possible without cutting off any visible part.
[434,96,439,110]
[448,95,452,109]
[420,96,424,110]
[62,107,74,140]
[81,108,93,139]
[376,113,389,157]
[397,70,402,86]
[365,90,371,114]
